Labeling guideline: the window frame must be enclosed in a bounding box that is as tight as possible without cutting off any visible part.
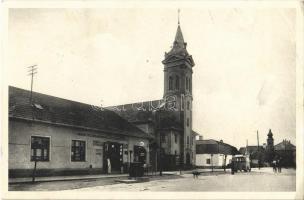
[30,135,51,162]
[71,139,86,162]
[206,158,211,164]
[169,76,173,91]
[175,75,180,90]
[187,101,190,110]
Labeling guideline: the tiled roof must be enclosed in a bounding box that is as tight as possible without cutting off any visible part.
[274,140,296,151]
[196,139,239,155]
[107,101,183,131]
[9,86,152,139]
[239,146,265,155]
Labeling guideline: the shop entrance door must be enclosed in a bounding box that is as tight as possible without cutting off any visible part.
[103,142,123,173]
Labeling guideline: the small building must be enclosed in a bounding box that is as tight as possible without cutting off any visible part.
[274,139,296,167]
[195,139,238,169]
[9,86,152,177]
[239,146,266,167]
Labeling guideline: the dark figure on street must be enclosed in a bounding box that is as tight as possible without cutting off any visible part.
[192,170,200,179]
[272,160,277,173]
[277,158,282,173]
[231,161,235,175]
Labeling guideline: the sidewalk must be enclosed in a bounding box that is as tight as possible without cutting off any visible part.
[9,173,129,184]
[9,168,230,184]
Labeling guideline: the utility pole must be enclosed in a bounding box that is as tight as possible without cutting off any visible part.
[27,65,38,182]
[27,65,38,105]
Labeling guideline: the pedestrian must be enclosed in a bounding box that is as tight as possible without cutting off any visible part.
[231,160,235,175]
[278,158,282,173]
[107,158,111,174]
[272,160,277,173]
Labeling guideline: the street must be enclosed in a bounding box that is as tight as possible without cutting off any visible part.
[9,167,295,192]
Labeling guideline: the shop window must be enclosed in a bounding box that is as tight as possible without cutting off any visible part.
[31,136,50,161]
[71,140,86,161]
[206,158,211,164]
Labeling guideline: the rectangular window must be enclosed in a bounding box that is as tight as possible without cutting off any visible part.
[187,118,190,127]
[206,158,211,164]
[187,136,189,145]
[174,134,177,144]
[191,136,193,145]
[31,136,50,161]
[71,140,86,161]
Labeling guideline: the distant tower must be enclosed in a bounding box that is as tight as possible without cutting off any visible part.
[162,11,195,165]
[266,129,275,162]
[267,129,274,148]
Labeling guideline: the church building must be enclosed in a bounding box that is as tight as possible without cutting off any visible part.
[107,20,198,170]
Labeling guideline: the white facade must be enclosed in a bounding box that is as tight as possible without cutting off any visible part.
[196,153,233,167]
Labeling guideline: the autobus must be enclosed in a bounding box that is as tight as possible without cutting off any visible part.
[231,155,251,173]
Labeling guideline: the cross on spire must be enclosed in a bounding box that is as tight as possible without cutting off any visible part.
[178,9,180,25]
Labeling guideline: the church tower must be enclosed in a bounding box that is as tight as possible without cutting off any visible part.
[266,129,275,162]
[162,16,195,165]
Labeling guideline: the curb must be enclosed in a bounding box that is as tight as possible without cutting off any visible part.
[9,174,129,184]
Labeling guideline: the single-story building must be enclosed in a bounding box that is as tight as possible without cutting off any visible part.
[195,139,238,169]
[9,86,153,177]
[274,139,296,167]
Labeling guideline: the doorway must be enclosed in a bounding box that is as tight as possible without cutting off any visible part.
[134,145,147,164]
[103,142,123,173]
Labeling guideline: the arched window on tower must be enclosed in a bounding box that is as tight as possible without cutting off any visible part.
[169,76,173,91]
[186,77,189,90]
[175,75,180,90]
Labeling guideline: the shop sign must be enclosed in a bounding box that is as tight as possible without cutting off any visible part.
[93,140,103,146]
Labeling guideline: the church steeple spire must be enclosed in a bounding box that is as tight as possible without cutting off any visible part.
[178,8,180,25]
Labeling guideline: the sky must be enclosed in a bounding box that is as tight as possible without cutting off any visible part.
[7,7,296,148]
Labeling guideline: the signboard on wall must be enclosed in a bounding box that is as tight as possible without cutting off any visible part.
[93,140,103,146]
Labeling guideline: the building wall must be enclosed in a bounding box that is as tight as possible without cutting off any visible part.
[196,154,232,167]
[9,119,149,171]
[169,130,181,155]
